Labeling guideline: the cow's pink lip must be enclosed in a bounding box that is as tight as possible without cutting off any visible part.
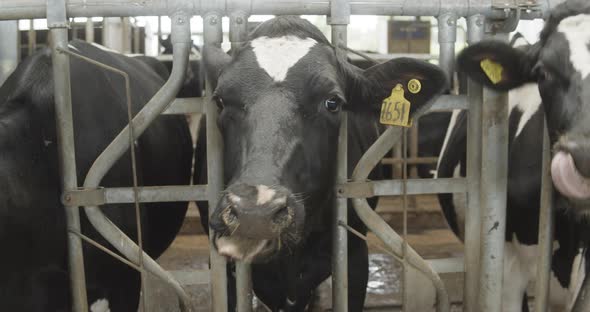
[551,151,590,200]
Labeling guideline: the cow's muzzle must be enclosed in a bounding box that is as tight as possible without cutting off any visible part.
[209,183,303,262]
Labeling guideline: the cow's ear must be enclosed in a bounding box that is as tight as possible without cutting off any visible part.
[456,40,539,91]
[203,45,231,90]
[345,57,447,116]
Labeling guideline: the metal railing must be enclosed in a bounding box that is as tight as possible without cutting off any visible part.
[0,0,569,311]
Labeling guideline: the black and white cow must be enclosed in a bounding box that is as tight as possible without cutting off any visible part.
[438,1,590,310]
[193,16,447,311]
[0,40,192,311]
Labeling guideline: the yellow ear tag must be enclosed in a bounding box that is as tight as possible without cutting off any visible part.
[380,84,413,127]
[408,79,422,94]
[480,59,504,84]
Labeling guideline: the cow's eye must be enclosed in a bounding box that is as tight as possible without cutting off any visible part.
[214,96,224,111]
[324,97,342,113]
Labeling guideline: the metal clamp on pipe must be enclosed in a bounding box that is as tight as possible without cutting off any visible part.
[349,100,451,311]
[81,12,193,312]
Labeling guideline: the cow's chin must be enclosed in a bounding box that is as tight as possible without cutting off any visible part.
[214,235,281,263]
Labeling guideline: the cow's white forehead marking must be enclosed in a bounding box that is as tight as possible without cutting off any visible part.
[90,298,110,312]
[558,14,590,79]
[250,35,317,81]
[256,185,276,205]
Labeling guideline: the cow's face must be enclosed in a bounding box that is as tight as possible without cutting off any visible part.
[203,16,446,263]
[457,2,590,216]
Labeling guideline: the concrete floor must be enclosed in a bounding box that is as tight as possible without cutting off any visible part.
[138,195,471,311]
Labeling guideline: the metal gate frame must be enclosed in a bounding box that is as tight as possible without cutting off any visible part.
[0,0,567,311]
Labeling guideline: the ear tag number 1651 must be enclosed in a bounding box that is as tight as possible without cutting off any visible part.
[380,84,412,127]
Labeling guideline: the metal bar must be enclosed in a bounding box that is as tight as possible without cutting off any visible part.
[409,123,419,178]
[330,0,350,309]
[381,157,438,165]
[338,178,467,198]
[0,0,551,20]
[0,20,18,85]
[534,119,554,312]
[47,0,89,311]
[463,14,484,312]
[572,274,590,312]
[438,12,457,86]
[235,263,253,312]
[203,10,229,312]
[163,97,206,114]
[64,185,208,206]
[228,7,254,312]
[427,94,469,112]
[478,87,509,312]
[80,12,193,311]
[350,116,450,311]
[28,19,36,55]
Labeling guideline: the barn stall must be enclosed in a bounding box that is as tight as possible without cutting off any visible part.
[0,0,578,311]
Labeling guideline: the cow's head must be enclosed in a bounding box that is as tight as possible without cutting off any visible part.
[457,0,590,217]
[204,16,446,262]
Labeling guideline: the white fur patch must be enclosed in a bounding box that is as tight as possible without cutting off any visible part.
[509,83,542,138]
[90,298,110,312]
[558,14,590,80]
[90,42,121,54]
[256,185,276,205]
[503,237,537,312]
[217,237,243,259]
[567,249,587,311]
[250,36,317,81]
[228,192,242,204]
[435,109,461,178]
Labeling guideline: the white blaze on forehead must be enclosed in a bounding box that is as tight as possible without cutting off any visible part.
[228,192,242,204]
[90,298,110,312]
[250,35,317,81]
[558,14,590,79]
[256,185,276,205]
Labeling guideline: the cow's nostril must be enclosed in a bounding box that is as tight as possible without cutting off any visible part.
[272,205,292,228]
[222,206,239,226]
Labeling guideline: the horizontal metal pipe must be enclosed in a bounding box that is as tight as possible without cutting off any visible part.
[338,178,466,198]
[381,156,438,165]
[81,13,193,312]
[64,185,208,206]
[163,97,205,114]
[0,0,552,20]
[427,95,469,112]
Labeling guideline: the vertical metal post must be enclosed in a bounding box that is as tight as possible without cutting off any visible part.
[329,0,350,310]
[85,18,94,43]
[478,87,509,312]
[157,16,162,55]
[438,12,457,87]
[534,119,554,312]
[133,24,140,53]
[0,20,18,85]
[230,10,254,312]
[28,19,37,56]
[46,0,89,311]
[464,14,484,312]
[203,12,228,312]
[121,17,132,54]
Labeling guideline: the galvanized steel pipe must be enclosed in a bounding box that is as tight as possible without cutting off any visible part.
[0,0,555,20]
[438,12,457,85]
[534,120,554,312]
[81,12,193,311]
[47,0,89,310]
[478,87,509,312]
[463,14,484,312]
[350,102,450,312]
[203,10,229,312]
